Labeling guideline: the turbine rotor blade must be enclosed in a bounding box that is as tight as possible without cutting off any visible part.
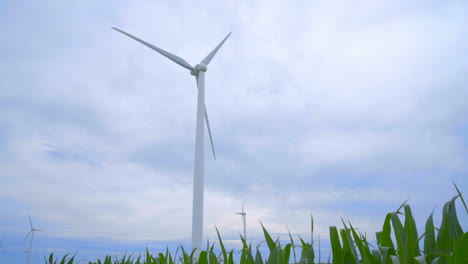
[201,32,231,65]
[22,230,32,242]
[195,75,216,160]
[112,27,194,71]
[204,108,216,160]
[242,201,244,212]
[28,215,33,229]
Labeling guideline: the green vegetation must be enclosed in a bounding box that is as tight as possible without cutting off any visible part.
[45,185,467,264]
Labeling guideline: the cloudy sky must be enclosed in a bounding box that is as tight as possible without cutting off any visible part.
[1,0,467,263]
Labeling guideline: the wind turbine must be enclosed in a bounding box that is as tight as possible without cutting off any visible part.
[24,215,43,264]
[112,27,230,251]
[235,201,246,240]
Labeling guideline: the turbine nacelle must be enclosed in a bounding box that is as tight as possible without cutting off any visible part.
[191,63,208,76]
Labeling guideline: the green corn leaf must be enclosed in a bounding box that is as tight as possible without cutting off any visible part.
[287,225,297,264]
[339,228,357,264]
[371,250,381,263]
[190,248,198,262]
[228,250,235,264]
[414,255,427,264]
[209,244,218,264]
[283,244,292,264]
[216,227,228,264]
[424,210,436,263]
[404,204,421,263]
[278,242,284,264]
[105,255,112,264]
[391,212,406,263]
[396,198,411,214]
[390,255,400,264]
[329,226,345,264]
[198,251,208,264]
[436,195,463,264]
[240,236,255,264]
[299,237,314,264]
[349,222,379,264]
[341,219,359,262]
[378,214,396,256]
[167,247,174,264]
[380,246,391,264]
[266,247,279,264]
[261,222,277,252]
[255,245,264,264]
[310,214,314,246]
[159,252,167,264]
[452,182,468,214]
[181,246,191,264]
[60,253,69,264]
[449,232,468,264]
[146,248,152,263]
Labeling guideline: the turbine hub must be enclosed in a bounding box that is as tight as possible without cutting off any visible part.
[196,63,208,72]
[191,63,208,75]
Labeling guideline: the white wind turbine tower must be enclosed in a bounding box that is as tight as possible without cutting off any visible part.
[235,201,247,240]
[24,215,43,264]
[112,27,230,251]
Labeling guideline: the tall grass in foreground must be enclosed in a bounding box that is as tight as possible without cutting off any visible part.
[46,185,467,264]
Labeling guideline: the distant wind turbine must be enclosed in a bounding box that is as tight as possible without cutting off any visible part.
[235,201,247,240]
[112,27,230,251]
[24,215,43,264]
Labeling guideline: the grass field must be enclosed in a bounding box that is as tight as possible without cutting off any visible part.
[45,184,467,264]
